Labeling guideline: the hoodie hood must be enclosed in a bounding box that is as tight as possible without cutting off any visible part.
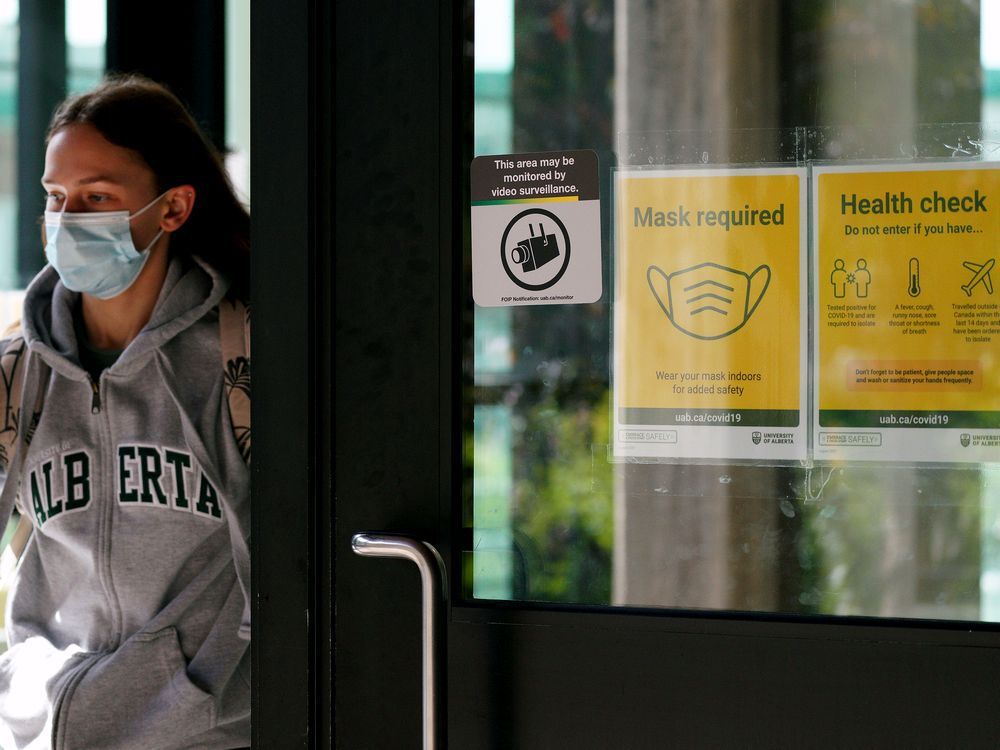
[21,255,230,381]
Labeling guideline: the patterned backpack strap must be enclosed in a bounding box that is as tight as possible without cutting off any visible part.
[0,328,37,564]
[0,330,28,474]
[220,298,251,465]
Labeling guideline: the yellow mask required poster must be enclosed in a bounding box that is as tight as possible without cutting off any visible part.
[813,162,1000,463]
[612,168,807,462]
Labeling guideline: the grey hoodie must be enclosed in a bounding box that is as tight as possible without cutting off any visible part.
[0,256,250,749]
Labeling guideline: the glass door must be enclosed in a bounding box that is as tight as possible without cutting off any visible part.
[335,1,1000,746]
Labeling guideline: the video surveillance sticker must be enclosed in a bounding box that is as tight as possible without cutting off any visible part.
[471,150,602,306]
[612,167,807,463]
[813,162,1000,464]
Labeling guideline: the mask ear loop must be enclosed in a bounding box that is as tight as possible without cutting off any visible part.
[128,190,176,255]
[128,190,172,221]
[139,229,166,255]
[131,188,194,234]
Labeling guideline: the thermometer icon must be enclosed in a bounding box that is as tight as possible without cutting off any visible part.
[908,257,921,297]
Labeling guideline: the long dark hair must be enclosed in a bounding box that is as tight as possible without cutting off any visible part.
[47,74,250,297]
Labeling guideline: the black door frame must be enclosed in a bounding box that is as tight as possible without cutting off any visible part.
[324,1,1000,747]
[333,0,461,745]
[252,0,332,746]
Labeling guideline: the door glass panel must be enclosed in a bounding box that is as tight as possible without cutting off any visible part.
[466,0,1000,621]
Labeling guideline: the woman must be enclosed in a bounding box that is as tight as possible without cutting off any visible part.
[0,75,250,749]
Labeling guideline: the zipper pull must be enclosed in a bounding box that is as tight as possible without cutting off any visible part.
[90,380,101,414]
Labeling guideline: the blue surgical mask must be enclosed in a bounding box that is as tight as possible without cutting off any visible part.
[44,191,168,299]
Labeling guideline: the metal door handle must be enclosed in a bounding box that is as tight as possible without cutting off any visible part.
[352,533,446,750]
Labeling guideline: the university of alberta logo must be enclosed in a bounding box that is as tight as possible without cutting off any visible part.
[752,431,762,445]
[960,433,971,447]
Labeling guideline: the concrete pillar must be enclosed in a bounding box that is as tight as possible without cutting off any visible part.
[612,1,785,609]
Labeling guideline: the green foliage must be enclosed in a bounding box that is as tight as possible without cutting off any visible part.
[808,466,983,617]
[511,389,613,603]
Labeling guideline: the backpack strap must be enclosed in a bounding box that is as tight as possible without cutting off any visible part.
[220,298,251,465]
[0,330,44,567]
[0,332,28,473]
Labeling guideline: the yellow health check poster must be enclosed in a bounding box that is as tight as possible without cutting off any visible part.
[612,167,807,462]
[813,162,1000,463]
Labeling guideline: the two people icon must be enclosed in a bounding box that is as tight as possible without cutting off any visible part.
[831,258,871,298]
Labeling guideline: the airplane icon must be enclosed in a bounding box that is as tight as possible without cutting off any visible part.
[961,258,995,296]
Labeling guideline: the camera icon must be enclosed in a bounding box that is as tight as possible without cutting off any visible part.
[500,208,572,292]
[511,223,560,272]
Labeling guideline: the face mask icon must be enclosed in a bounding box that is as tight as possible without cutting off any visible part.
[647,262,771,340]
[511,223,560,272]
